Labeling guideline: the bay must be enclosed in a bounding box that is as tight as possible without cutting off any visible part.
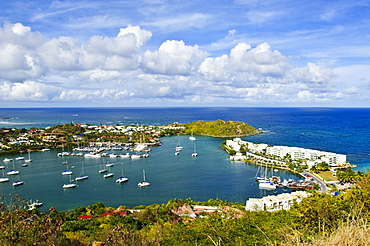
[0,107,369,211]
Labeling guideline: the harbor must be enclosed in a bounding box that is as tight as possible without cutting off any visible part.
[0,135,302,211]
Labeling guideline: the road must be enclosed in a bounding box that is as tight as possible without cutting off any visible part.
[301,171,328,193]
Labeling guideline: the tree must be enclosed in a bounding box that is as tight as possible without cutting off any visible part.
[317,162,330,171]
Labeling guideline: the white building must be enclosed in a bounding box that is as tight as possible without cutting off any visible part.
[226,138,347,166]
[246,191,310,212]
[265,145,347,165]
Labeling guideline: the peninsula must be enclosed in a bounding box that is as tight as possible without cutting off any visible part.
[0,120,260,155]
[161,120,261,137]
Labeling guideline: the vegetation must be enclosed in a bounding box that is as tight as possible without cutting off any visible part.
[2,172,370,245]
[182,120,260,137]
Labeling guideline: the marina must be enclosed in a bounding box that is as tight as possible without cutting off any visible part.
[0,134,302,211]
[1,107,370,211]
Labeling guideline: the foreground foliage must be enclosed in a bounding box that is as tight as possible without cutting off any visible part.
[2,173,370,245]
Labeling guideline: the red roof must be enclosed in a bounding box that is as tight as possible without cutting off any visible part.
[78,211,127,219]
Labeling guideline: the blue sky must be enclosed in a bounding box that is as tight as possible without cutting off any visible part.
[0,0,369,107]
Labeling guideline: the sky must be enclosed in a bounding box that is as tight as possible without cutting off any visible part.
[0,0,370,108]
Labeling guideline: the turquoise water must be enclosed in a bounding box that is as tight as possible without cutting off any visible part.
[0,135,298,211]
[1,107,369,211]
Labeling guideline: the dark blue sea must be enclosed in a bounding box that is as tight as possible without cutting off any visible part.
[0,107,369,211]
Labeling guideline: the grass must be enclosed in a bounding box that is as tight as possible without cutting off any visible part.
[317,171,338,182]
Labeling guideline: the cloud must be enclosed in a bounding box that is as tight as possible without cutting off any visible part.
[199,42,291,86]
[0,81,61,101]
[37,25,152,71]
[38,36,82,71]
[145,13,211,32]
[141,40,208,75]
[0,23,45,81]
[0,22,355,106]
[246,10,282,25]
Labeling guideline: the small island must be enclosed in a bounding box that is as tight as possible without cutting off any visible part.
[161,120,261,137]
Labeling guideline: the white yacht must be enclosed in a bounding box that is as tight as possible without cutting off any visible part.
[191,142,198,157]
[189,131,196,141]
[120,153,131,158]
[7,170,19,175]
[131,154,141,159]
[75,162,89,181]
[116,164,128,183]
[98,162,108,173]
[63,175,77,188]
[0,177,9,182]
[63,183,77,189]
[103,172,114,178]
[62,163,73,175]
[27,200,43,210]
[0,167,9,182]
[25,151,32,162]
[12,180,24,186]
[62,170,73,175]
[138,169,150,187]
[259,181,277,190]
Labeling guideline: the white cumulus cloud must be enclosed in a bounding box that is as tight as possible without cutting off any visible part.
[141,40,208,75]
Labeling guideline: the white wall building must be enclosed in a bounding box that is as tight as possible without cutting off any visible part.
[246,191,310,212]
[265,145,347,165]
[226,138,347,165]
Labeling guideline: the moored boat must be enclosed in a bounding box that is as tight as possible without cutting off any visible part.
[259,181,277,190]
[103,172,114,178]
[116,164,128,183]
[12,180,24,186]
[7,170,19,175]
[63,183,77,189]
[27,200,43,210]
[138,169,150,187]
[0,177,9,182]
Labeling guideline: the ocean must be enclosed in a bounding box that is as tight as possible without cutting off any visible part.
[0,107,369,211]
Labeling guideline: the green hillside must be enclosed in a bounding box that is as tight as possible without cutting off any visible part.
[183,120,260,137]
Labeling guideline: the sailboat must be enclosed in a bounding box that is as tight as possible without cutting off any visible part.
[116,164,128,183]
[62,163,73,175]
[7,160,19,175]
[27,200,43,210]
[15,151,25,160]
[254,165,264,181]
[175,136,183,151]
[63,175,77,188]
[189,131,196,141]
[191,142,198,157]
[258,163,277,190]
[12,180,24,186]
[75,162,89,181]
[103,166,114,178]
[12,168,24,186]
[138,169,150,187]
[0,168,9,182]
[25,150,33,163]
[98,162,108,173]
[105,162,114,167]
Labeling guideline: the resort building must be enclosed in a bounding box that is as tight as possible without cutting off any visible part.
[265,145,347,165]
[245,191,310,212]
[226,138,347,166]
